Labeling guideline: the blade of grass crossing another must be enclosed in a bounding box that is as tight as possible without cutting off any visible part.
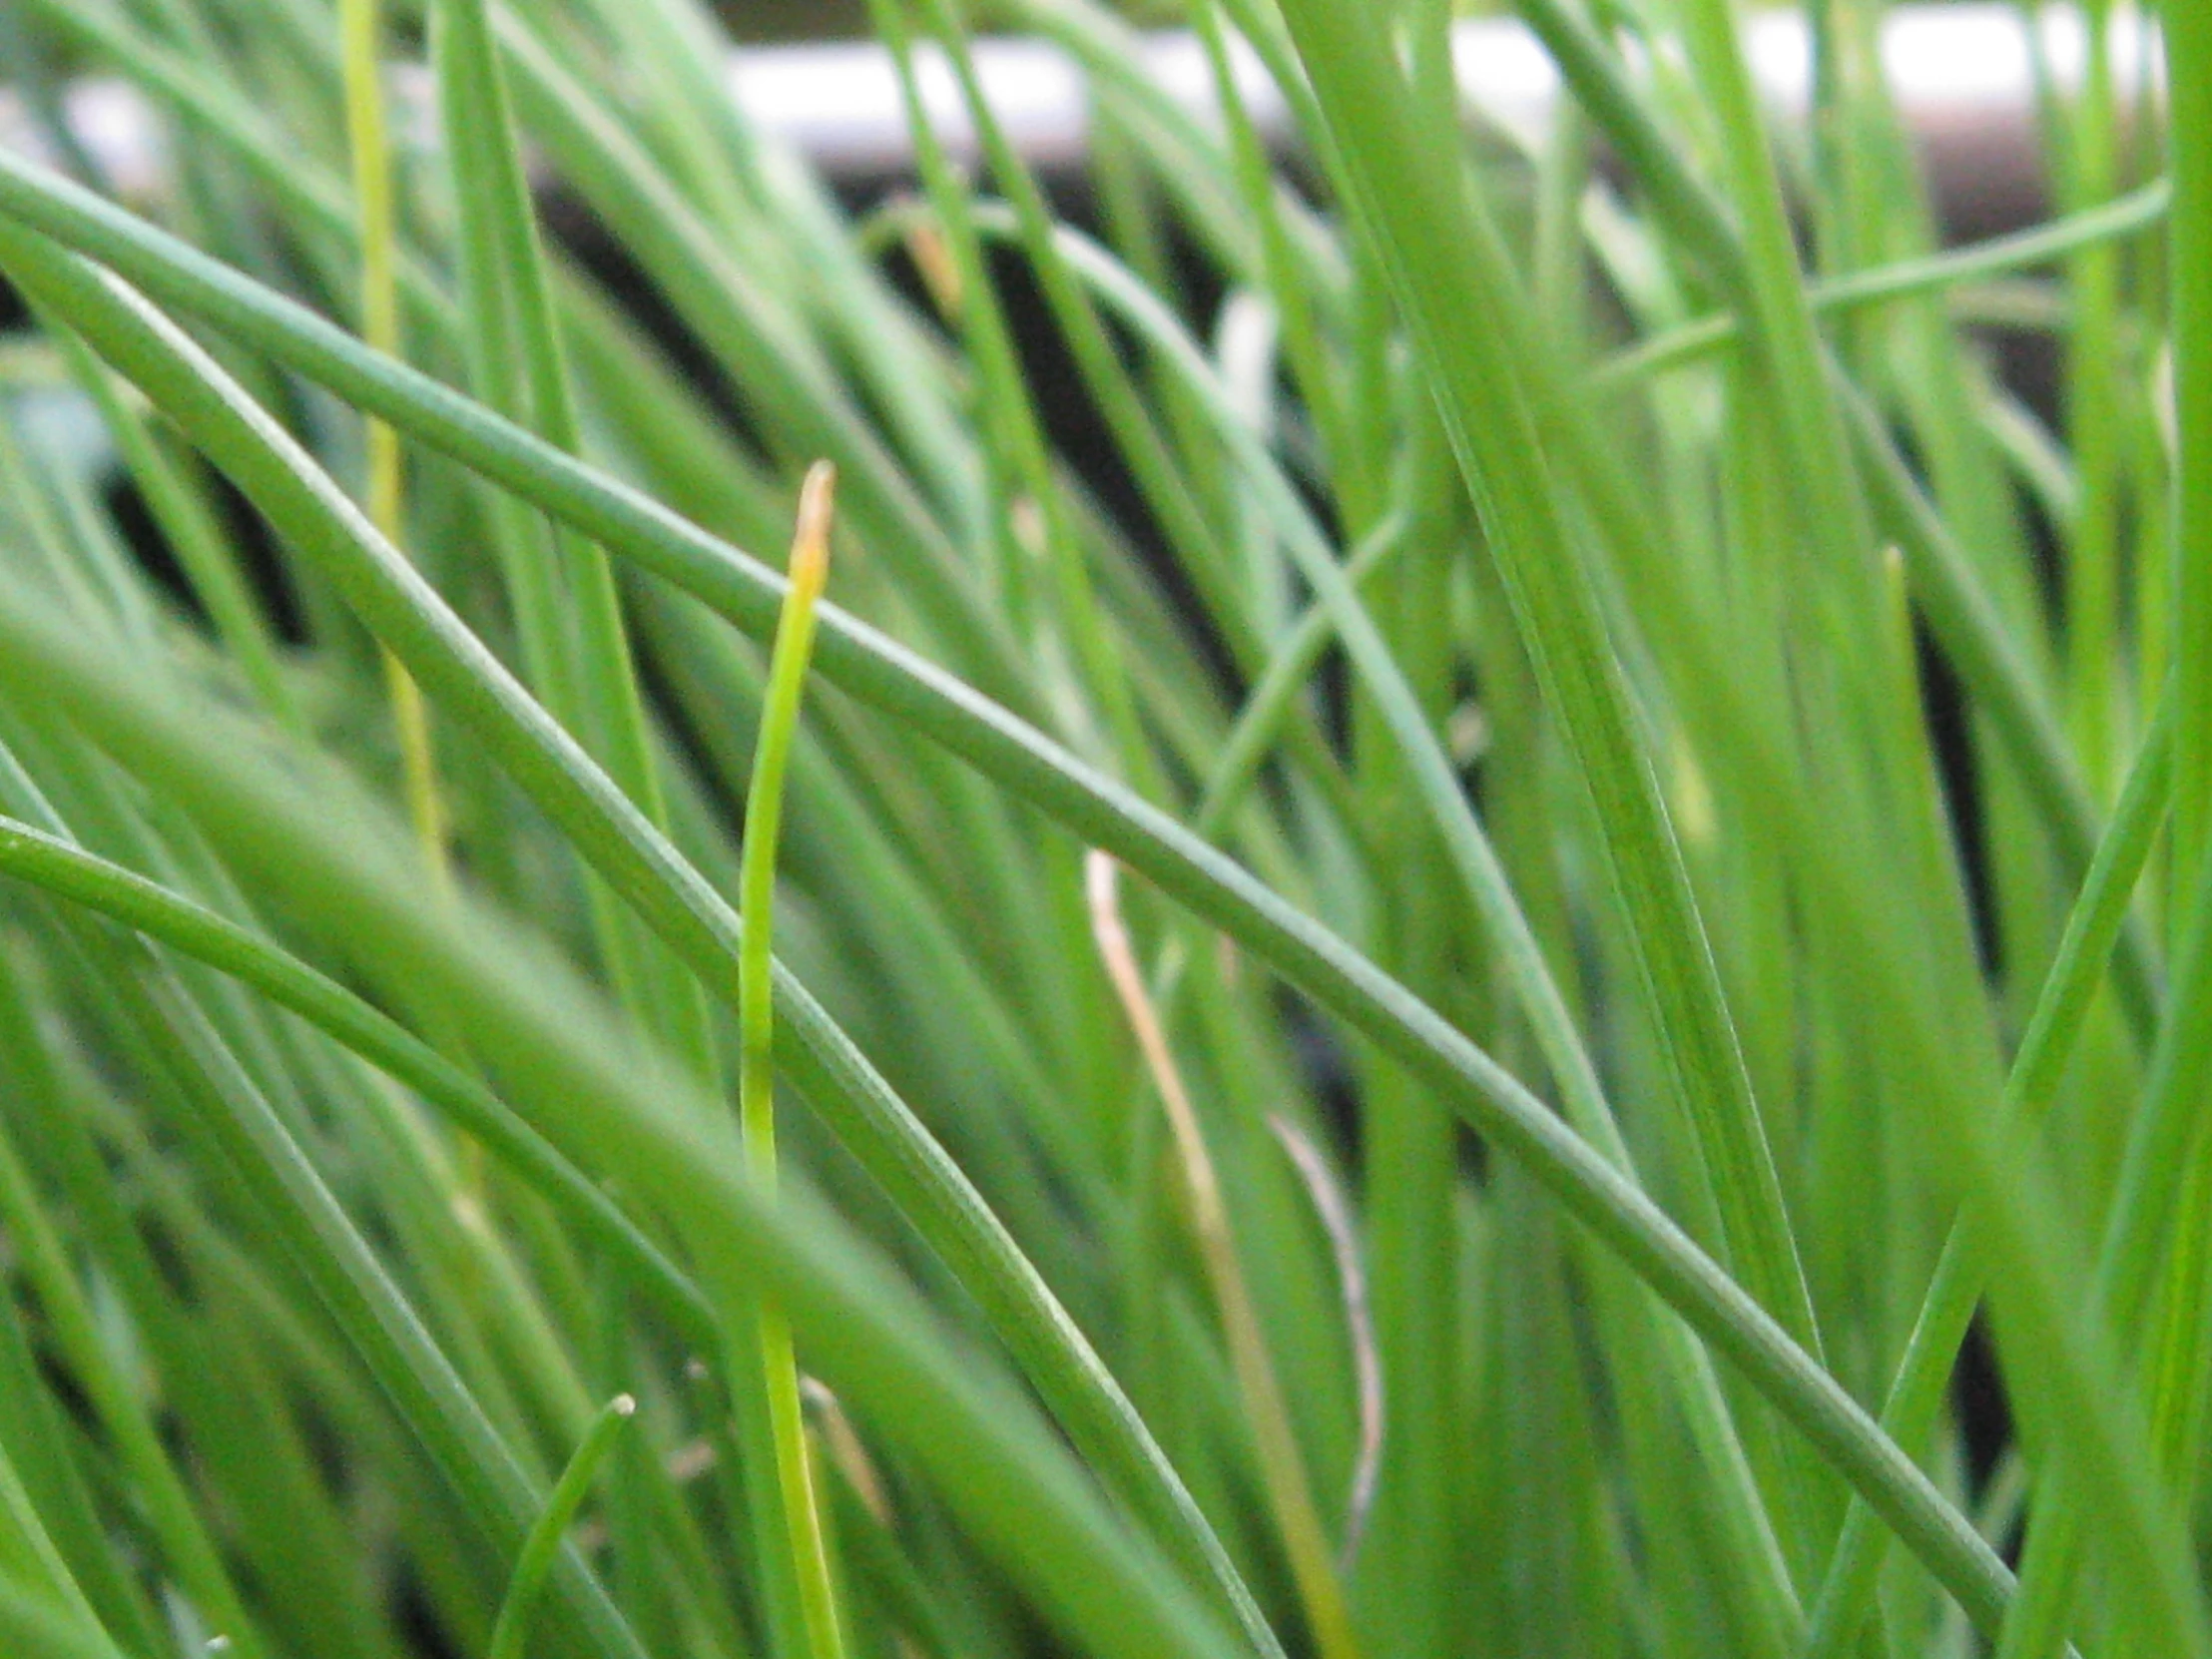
[0,1031,274,1659]
[1990,719,2212,1659]
[62,925,657,1659]
[866,0,1154,787]
[489,7,1039,720]
[5,7,2209,1652]
[0,812,718,1354]
[0,167,2032,1631]
[1591,181,2171,392]
[1805,696,2172,1657]
[940,201,1804,1649]
[52,328,301,733]
[430,0,716,1078]
[1513,0,2161,1049]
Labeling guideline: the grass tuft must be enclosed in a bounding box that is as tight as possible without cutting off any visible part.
[0,2,2199,1656]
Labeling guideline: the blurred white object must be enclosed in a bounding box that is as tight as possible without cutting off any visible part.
[727,4,2154,206]
[0,76,169,200]
[1,6,2159,222]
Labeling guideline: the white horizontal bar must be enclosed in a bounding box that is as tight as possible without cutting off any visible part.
[0,6,2160,207]
[726,4,2156,176]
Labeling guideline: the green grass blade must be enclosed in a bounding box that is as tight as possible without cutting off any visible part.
[0,1578,126,1659]
[431,0,716,1077]
[1515,0,2160,1042]
[1594,180,2170,391]
[339,0,447,877]
[487,1394,636,1659]
[741,463,849,1659]
[1089,853,1357,1659]
[2,3,2207,1650]
[489,8,1036,717]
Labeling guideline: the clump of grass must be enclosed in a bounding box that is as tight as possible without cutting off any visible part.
[0,0,2197,1656]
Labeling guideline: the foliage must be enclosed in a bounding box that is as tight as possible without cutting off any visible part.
[0,0,2197,1656]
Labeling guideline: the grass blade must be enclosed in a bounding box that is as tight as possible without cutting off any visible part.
[487,1394,636,1659]
[742,462,849,1659]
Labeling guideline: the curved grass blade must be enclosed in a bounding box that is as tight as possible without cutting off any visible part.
[1266,1117,1382,1568]
[1089,853,1356,1659]
[865,0,1152,783]
[890,0,1255,699]
[1272,0,1841,1589]
[1593,180,2171,391]
[15,0,457,341]
[487,1394,636,1659]
[1194,510,1412,840]
[940,202,1805,1640]
[53,330,300,731]
[1268,3,2208,1643]
[489,8,1036,719]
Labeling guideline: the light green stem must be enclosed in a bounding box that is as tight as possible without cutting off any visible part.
[487,1395,636,1659]
[741,462,847,1659]
[338,0,447,883]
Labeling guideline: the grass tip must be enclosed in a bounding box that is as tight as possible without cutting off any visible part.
[791,460,837,602]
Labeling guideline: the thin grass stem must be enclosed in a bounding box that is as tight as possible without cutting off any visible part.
[1088,853,1351,1659]
[338,0,447,882]
[487,1394,636,1659]
[742,462,850,1659]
